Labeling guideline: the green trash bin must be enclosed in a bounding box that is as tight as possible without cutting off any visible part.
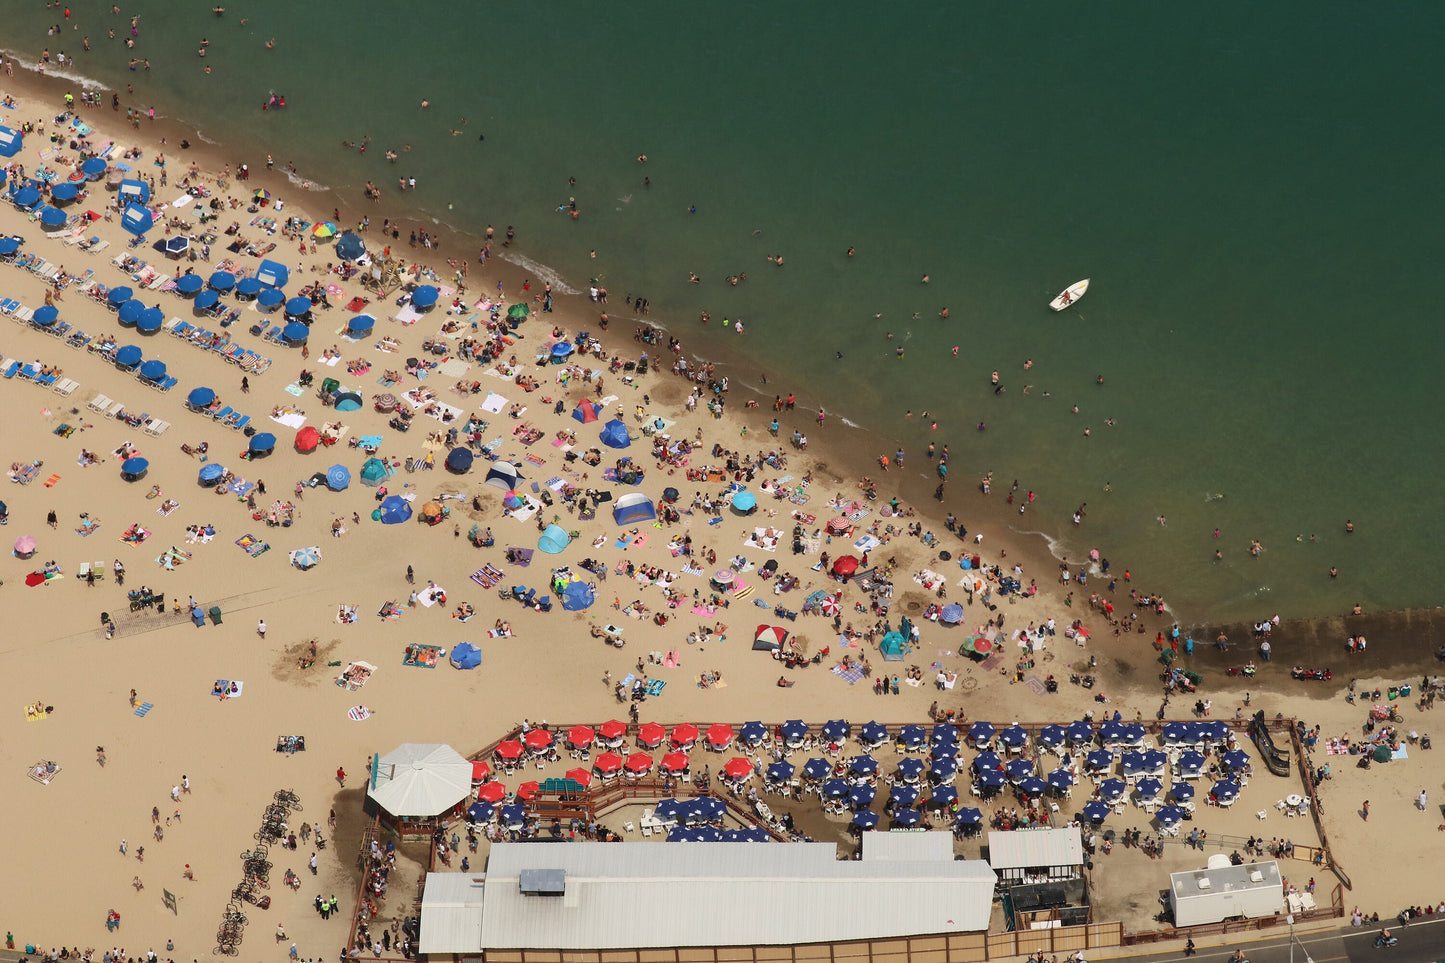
[209,606,223,625]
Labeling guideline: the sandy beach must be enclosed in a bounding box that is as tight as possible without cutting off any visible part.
[3,74,1445,962]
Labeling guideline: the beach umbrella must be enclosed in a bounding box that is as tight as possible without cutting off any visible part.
[939,603,965,624]
[379,495,412,524]
[1099,777,1129,802]
[476,781,507,803]
[32,305,59,326]
[187,386,215,409]
[849,755,878,777]
[198,463,226,485]
[82,157,108,179]
[1135,777,1164,800]
[325,464,351,490]
[890,784,920,808]
[1222,749,1251,771]
[1083,799,1111,823]
[335,232,365,261]
[495,739,524,761]
[13,535,37,557]
[705,723,735,749]
[599,719,627,743]
[51,182,79,203]
[930,785,959,809]
[898,724,927,749]
[860,721,889,747]
[111,289,137,308]
[13,186,42,209]
[738,721,768,746]
[192,290,220,313]
[334,392,363,412]
[252,188,271,201]
[660,751,690,774]
[1117,723,1148,745]
[1066,720,1095,745]
[999,725,1029,749]
[523,729,553,753]
[294,426,319,452]
[411,285,438,308]
[311,221,338,239]
[780,719,809,744]
[499,805,527,829]
[821,779,850,799]
[550,342,574,361]
[973,751,1002,772]
[722,757,753,781]
[803,758,832,781]
[1018,775,1048,797]
[1212,779,1240,802]
[1157,805,1186,829]
[893,808,923,828]
[1086,749,1114,772]
[507,302,529,320]
[819,595,841,617]
[1169,782,1195,803]
[347,314,375,335]
[1160,722,1194,744]
[175,273,204,295]
[822,719,850,743]
[117,300,145,325]
[121,204,153,236]
[471,759,493,782]
[564,767,592,788]
[955,806,984,826]
[289,546,321,569]
[1142,749,1169,772]
[120,457,149,480]
[731,490,758,514]
[826,515,852,534]
[39,206,67,227]
[625,753,654,775]
[932,723,960,747]
[449,643,482,670]
[1047,768,1075,791]
[964,634,994,657]
[257,287,285,311]
[249,432,277,455]
[138,359,166,382]
[235,277,263,300]
[969,721,996,744]
[114,344,143,369]
[1005,758,1035,781]
[208,270,236,292]
[852,810,880,830]
[831,554,860,577]
[669,723,699,748]
[285,296,312,319]
[466,801,494,822]
[897,757,926,782]
[0,237,18,256]
[561,581,595,611]
[848,784,875,809]
[1121,750,1148,773]
[929,758,959,783]
[445,447,473,474]
[566,725,595,750]
[137,307,164,333]
[694,797,727,822]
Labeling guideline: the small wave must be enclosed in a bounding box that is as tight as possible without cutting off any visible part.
[281,168,328,192]
[836,416,864,429]
[496,251,580,296]
[195,130,221,146]
[1,53,110,91]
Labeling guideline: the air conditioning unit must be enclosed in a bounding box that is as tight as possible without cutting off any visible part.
[1196,877,1212,890]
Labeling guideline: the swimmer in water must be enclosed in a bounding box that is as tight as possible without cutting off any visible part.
[952,346,959,357]
[846,247,855,257]
[939,307,949,318]
[420,99,429,108]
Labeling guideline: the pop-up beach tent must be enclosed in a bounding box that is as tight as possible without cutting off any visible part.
[754,625,789,652]
[378,495,413,524]
[599,419,631,449]
[360,457,389,487]
[254,259,290,288]
[449,642,482,670]
[485,461,523,491]
[572,399,600,424]
[611,492,656,525]
[538,524,571,554]
[880,631,907,661]
[562,581,596,611]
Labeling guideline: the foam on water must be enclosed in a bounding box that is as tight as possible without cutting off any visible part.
[0,51,109,90]
[495,252,580,297]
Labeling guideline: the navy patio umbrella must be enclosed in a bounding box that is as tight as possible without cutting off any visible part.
[411,285,438,308]
[1212,780,1240,802]
[175,273,205,295]
[852,810,880,830]
[738,721,768,746]
[192,290,220,313]
[249,432,277,455]
[50,182,79,203]
[932,723,960,746]
[13,186,41,208]
[81,157,108,179]
[821,719,850,743]
[849,755,878,777]
[1099,778,1129,801]
[1169,782,1195,803]
[766,761,794,783]
[120,457,149,480]
[108,286,134,306]
[803,758,832,781]
[198,463,226,485]
[257,287,285,311]
[209,270,236,292]
[859,721,889,746]
[1066,720,1095,744]
[1018,776,1048,797]
[236,277,263,299]
[39,207,66,228]
[121,204,153,236]
[1047,769,1075,791]
[187,386,216,408]
[467,801,494,822]
[929,758,958,782]
[282,322,310,344]
[780,719,809,743]
[445,447,473,473]
[335,232,365,261]
[897,723,927,749]
[114,345,143,368]
[499,805,527,829]
[1038,724,1067,749]
[1135,777,1164,800]
[285,296,312,318]
[893,808,923,827]
[999,725,1029,749]
[136,307,164,333]
[972,751,1002,772]
[31,305,58,326]
[1086,749,1114,772]
[138,359,166,381]
[897,757,926,782]
[1083,799,1111,823]
[347,314,374,335]
[969,721,996,744]
[890,784,919,808]
[1222,749,1251,771]
[955,806,984,826]
[930,785,959,808]
[848,784,875,809]
[1005,758,1035,781]
[164,238,191,260]
[1156,805,1186,828]
[821,779,849,799]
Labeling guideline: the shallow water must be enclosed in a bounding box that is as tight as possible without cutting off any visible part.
[8,0,1445,622]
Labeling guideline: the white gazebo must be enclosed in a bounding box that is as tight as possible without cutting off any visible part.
[368,743,473,828]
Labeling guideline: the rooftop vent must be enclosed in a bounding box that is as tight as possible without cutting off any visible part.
[519,869,566,896]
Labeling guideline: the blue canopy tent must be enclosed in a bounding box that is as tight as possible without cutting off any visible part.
[538,524,571,554]
[285,296,312,319]
[249,432,277,455]
[164,236,191,258]
[192,290,220,313]
[731,490,757,514]
[117,299,144,325]
[879,631,907,661]
[107,286,134,306]
[187,386,216,409]
[360,457,389,487]
[378,495,413,524]
[410,285,438,309]
[0,126,22,158]
[138,359,167,382]
[599,419,631,449]
[81,157,108,179]
[235,276,263,299]
[335,232,365,261]
[113,345,143,369]
[208,270,236,292]
[31,305,59,327]
[282,322,310,344]
[120,457,149,481]
[50,182,79,204]
[175,273,205,296]
[445,447,474,473]
[449,642,482,670]
[562,581,595,611]
[198,463,227,486]
[257,288,285,310]
[120,204,153,236]
[347,314,375,335]
[13,186,42,209]
[39,207,67,228]
[325,464,351,491]
[136,307,165,334]
[611,492,656,525]
[118,179,151,204]
[254,259,290,288]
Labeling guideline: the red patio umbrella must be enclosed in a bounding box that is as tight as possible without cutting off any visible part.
[594,751,624,774]
[295,425,320,453]
[565,767,593,787]
[476,781,507,803]
[516,781,540,800]
[598,719,627,741]
[524,729,554,751]
[832,555,860,577]
[495,739,524,760]
[637,721,666,747]
[471,760,493,783]
[722,756,754,780]
[567,725,595,749]
[670,722,700,747]
[661,751,690,773]
[705,723,735,748]
[625,753,654,774]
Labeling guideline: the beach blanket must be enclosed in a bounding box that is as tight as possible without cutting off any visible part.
[831,662,866,685]
[507,496,541,522]
[335,660,376,691]
[284,384,304,397]
[26,760,62,785]
[525,453,547,467]
[271,411,307,429]
[480,392,509,414]
[276,734,306,753]
[854,534,882,552]
[235,534,270,557]
[505,548,534,567]
[913,569,947,591]
[646,679,668,696]
[745,528,781,552]
[347,706,371,721]
[438,358,471,377]
[336,604,359,624]
[133,702,153,717]
[156,502,179,517]
[24,701,49,722]
[417,584,447,607]
[44,473,62,487]
[403,645,443,667]
[212,680,243,699]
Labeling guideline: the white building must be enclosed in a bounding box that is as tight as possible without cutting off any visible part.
[1169,859,1283,927]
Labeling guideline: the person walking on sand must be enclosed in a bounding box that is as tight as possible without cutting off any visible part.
[257,618,267,638]
[1362,799,1369,821]
[309,851,318,875]
[336,766,347,787]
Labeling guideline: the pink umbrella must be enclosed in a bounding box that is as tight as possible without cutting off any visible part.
[827,516,851,534]
[14,535,37,556]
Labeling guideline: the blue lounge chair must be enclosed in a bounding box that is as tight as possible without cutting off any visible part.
[229,414,250,432]
[211,405,233,422]
[156,376,178,392]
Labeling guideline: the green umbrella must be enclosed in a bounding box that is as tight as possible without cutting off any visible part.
[1372,744,1392,763]
[507,302,530,320]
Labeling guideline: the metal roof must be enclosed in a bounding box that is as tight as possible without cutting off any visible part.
[861,830,958,862]
[986,827,1084,869]
[1171,860,1282,898]
[442,842,995,950]
[418,873,486,954]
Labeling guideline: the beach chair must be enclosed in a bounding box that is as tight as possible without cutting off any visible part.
[163,317,182,334]
[156,376,178,392]
[144,419,169,437]
[87,393,111,412]
[229,415,250,433]
[14,305,33,323]
[33,371,58,389]
[105,400,125,419]
[171,321,194,340]
[211,405,234,423]
[85,239,109,255]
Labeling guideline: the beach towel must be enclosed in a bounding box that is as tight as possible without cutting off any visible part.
[417,585,447,607]
[156,502,179,517]
[134,702,154,717]
[24,702,49,722]
[382,607,403,621]
[506,548,533,567]
[525,453,546,467]
[831,663,866,685]
[348,705,371,721]
[284,384,304,397]
[271,411,307,429]
[470,569,493,588]
[646,679,667,696]
[1024,675,1048,696]
[403,644,443,667]
[336,605,359,624]
[212,680,243,699]
[43,473,61,487]
[488,628,513,638]
[480,392,508,414]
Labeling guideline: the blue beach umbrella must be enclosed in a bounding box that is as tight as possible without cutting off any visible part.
[285,296,312,318]
[138,359,167,382]
[550,341,574,361]
[975,768,1006,789]
[411,285,438,308]
[898,724,927,749]
[1018,775,1048,797]
[208,270,236,292]
[780,719,809,743]
[450,642,482,670]
[1086,749,1115,772]
[730,489,757,513]
[955,806,984,826]
[13,186,41,209]
[929,758,958,782]
[1135,777,1164,800]
[113,345,143,369]
[999,725,1029,749]
[117,300,144,326]
[187,386,216,408]
[32,305,59,326]
[851,810,879,830]
[282,322,310,344]
[1047,768,1075,791]
[969,721,996,744]
[137,307,165,333]
[120,457,149,479]
[347,314,375,335]
[893,808,923,827]
[445,447,473,473]
[257,287,285,310]
[198,463,226,485]
[50,183,79,203]
[897,757,926,782]
[1038,724,1067,749]
[767,761,795,783]
[121,204,153,236]
[467,801,494,822]
[848,784,875,809]
[1083,799,1111,823]
[821,779,849,800]
[82,157,108,179]
[290,546,321,569]
[1121,751,1148,774]
[738,721,768,746]
[859,721,889,746]
[1169,782,1195,803]
[248,432,277,454]
[335,232,365,261]
[175,273,205,296]
[236,276,263,299]
[1161,722,1194,744]
[0,238,19,257]
[1118,723,1148,745]
[1005,758,1035,781]
[849,755,878,777]
[192,290,220,313]
[890,784,919,808]
[108,286,134,306]
[326,464,351,491]
[1066,720,1095,745]
[930,785,959,809]
[802,758,832,781]
[1099,777,1129,802]
[1177,750,1208,776]
[972,751,1002,772]
[39,207,66,228]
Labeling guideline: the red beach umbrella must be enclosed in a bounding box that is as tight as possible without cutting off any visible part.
[661,751,690,773]
[598,719,627,741]
[637,721,666,748]
[495,739,524,760]
[476,782,507,803]
[705,723,735,748]
[594,751,624,774]
[625,753,654,774]
[832,555,860,577]
[516,781,540,800]
[565,767,593,788]
[295,425,320,452]
[722,756,754,780]
[524,729,554,751]
[470,760,493,783]
[827,516,851,534]
[670,723,700,747]
[567,725,595,749]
